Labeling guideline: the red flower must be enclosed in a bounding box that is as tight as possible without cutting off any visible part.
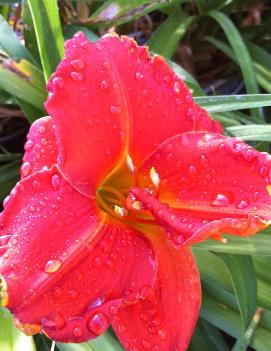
[1,32,271,350]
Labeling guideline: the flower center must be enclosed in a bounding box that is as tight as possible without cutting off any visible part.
[96,155,158,227]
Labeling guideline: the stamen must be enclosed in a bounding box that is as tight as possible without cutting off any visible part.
[126,154,135,173]
[114,205,128,217]
[150,166,160,188]
[127,194,143,211]
[221,238,228,244]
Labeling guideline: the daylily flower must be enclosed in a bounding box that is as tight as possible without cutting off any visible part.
[1,32,271,351]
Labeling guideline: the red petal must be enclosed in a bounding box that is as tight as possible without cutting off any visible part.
[45,32,221,197]
[0,169,156,342]
[134,132,271,245]
[20,116,58,178]
[112,235,201,351]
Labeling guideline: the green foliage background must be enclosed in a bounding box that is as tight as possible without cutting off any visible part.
[1,1,271,350]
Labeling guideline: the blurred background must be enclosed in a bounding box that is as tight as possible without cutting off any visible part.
[1,1,271,351]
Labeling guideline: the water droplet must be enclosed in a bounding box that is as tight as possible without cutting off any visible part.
[71,71,84,83]
[52,76,64,89]
[135,72,143,80]
[109,305,119,316]
[253,191,260,201]
[237,199,249,209]
[173,81,181,94]
[110,105,121,114]
[259,166,268,178]
[73,326,83,337]
[32,180,40,189]
[142,339,152,349]
[157,329,167,340]
[21,162,32,177]
[24,140,34,151]
[41,138,48,146]
[212,193,231,207]
[3,195,11,208]
[39,125,46,134]
[174,234,184,245]
[71,59,85,71]
[100,80,109,90]
[88,313,109,335]
[51,174,61,191]
[44,259,62,273]
[188,165,198,177]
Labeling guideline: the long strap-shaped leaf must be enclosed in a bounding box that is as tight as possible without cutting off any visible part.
[57,331,124,351]
[219,254,257,329]
[208,11,262,120]
[148,11,198,59]
[0,307,36,351]
[194,94,271,112]
[27,0,64,81]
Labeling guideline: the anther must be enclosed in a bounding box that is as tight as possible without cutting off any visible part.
[150,166,160,188]
[126,154,135,173]
[114,205,127,217]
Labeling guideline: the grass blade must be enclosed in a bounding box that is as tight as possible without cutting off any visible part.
[0,307,36,351]
[0,14,35,63]
[220,254,257,329]
[195,94,271,112]
[148,11,197,59]
[208,11,261,119]
[27,0,64,81]
[232,308,264,351]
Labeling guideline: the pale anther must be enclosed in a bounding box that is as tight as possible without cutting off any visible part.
[114,205,127,217]
[126,154,135,173]
[150,166,160,188]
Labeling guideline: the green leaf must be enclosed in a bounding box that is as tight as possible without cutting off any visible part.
[227,125,271,142]
[189,318,229,351]
[220,254,257,329]
[0,14,35,63]
[89,0,186,26]
[194,231,271,256]
[64,24,99,42]
[22,0,41,66]
[27,0,64,81]
[148,11,197,59]
[0,65,46,111]
[201,293,271,351]
[0,307,36,351]
[58,331,124,351]
[194,94,271,112]
[232,308,264,351]
[208,11,261,119]
[168,60,205,96]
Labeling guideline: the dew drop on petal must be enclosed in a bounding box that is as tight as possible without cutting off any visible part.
[110,105,121,114]
[253,191,260,202]
[71,59,85,71]
[212,193,231,207]
[88,313,109,335]
[237,199,249,209]
[142,339,152,349]
[70,71,84,83]
[135,72,143,80]
[157,329,167,340]
[51,174,61,191]
[72,326,83,337]
[44,259,62,273]
[24,140,34,151]
[21,162,32,177]
[100,80,109,90]
[109,305,119,316]
[52,76,64,89]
